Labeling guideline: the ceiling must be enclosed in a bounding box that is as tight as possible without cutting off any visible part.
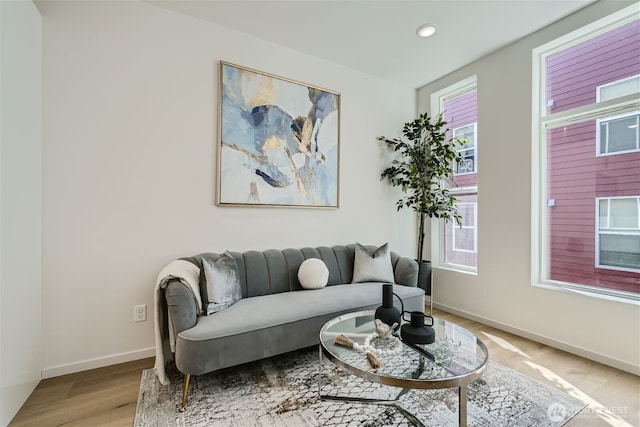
[148,0,596,89]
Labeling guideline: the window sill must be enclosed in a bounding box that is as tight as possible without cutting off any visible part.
[434,265,478,276]
[533,281,640,305]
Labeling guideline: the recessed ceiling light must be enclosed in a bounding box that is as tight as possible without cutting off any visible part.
[416,24,437,38]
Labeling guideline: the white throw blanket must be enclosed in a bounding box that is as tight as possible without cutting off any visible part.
[154,259,202,385]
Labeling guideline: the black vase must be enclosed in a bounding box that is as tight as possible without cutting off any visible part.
[400,310,436,345]
[374,284,403,331]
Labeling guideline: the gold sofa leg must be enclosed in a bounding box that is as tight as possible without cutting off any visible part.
[179,374,190,412]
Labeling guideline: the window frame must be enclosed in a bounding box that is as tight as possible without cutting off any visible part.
[452,201,478,253]
[596,196,640,273]
[531,4,640,304]
[430,75,478,275]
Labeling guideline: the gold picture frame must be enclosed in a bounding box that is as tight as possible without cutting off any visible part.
[216,61,340,208]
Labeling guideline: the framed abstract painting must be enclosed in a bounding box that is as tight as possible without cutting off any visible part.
[217,61,340,208]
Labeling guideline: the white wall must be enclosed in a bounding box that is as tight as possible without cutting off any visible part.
[418,0,640,374]
[0,0,43,424]
[39,0,416,377]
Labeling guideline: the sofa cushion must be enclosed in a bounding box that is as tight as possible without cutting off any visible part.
[298,258,329,289]
[180,283,422,340]
[352,242,394,283]
[175,283,425,375]
[201,252,242,315]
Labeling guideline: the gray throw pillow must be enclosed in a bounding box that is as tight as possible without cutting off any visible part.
[351,242,395,283]
[201,252,242,315]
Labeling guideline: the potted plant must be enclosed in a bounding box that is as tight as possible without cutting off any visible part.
[377,112,463,294]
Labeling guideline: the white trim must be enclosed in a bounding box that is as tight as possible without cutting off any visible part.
[433,301,640,375]
[531,43,546,290]
[41,346,155,379]
[430,76,478,274]
[542,94,640,129]
[440,188,478,272]
[532,4,639,72]
[434,263,478,275]
[533,281,640,306]
[430,75,477,115]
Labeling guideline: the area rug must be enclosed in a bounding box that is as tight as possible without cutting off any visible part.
[135,346,585,426]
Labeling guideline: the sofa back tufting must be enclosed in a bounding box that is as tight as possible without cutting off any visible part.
[180,244,417,299]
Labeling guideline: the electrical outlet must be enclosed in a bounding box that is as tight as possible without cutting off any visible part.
[134,304,147,322]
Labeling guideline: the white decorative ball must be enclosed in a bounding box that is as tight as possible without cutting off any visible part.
[298,258,329,289]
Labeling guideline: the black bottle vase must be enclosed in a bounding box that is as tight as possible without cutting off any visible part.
[400,311,436,345]
[374,284,403,331]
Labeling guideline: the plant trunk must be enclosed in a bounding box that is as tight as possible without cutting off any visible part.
[417,213,425,263]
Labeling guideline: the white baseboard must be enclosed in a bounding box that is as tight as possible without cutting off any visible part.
[434,302,640,376]
[41,347,155,379]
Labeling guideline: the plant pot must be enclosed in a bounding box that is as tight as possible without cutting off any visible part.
[417,260,432,296]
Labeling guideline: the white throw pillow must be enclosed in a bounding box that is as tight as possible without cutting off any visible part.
[351,242,395,283]
[298,258,329,289]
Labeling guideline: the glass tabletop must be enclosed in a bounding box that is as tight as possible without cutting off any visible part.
[319,310,489,389]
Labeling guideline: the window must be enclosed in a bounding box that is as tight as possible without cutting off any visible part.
[454,202,477,252]
[454,123,477,174]
[597,74,640,102]
[597,112,640,155]
[532,5,640,301]
[597,197,640,271]
[430,76,478,273]
[444,193,477,268]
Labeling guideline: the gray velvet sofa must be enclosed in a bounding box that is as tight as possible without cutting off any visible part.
[160,244,424,411]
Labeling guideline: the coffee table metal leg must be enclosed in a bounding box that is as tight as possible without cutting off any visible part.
[459,385,468,427]
[318,348,424,427]
[320,394,425,427]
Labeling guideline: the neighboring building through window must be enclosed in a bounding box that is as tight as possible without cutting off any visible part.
[431,76,478,272]
[597,196,640,272]
[532,6,640,300]
[453,123,477,174]
[597,74,640,156]
[597,112,640,156]
[454,202,477,252]
[597,74,640,102]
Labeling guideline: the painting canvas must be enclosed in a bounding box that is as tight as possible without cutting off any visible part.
[217,61,340,208]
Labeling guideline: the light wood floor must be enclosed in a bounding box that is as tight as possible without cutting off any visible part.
[9,309,639,426]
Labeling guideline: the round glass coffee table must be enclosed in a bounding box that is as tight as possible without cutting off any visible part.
[319,310,488,427]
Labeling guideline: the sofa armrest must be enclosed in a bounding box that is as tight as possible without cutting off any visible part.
[394,257,419,287]
[164,279,198,334]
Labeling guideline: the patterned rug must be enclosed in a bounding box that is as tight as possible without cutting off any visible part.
[135,346,585,426]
